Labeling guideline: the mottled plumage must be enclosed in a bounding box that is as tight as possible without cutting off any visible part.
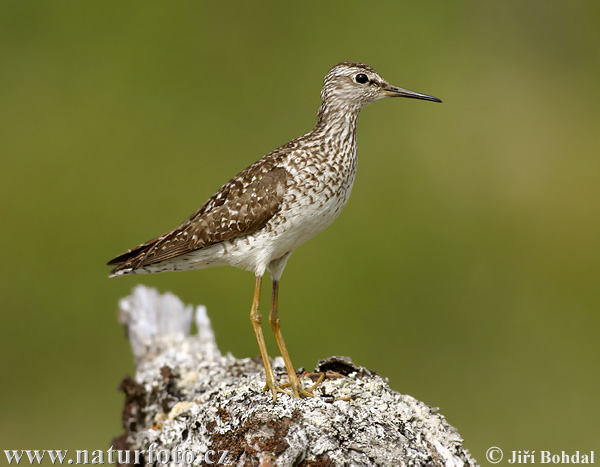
[108,61,441,400]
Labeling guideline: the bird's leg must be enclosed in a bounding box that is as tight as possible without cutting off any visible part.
[269,280,323,398]
[249,275,291,401]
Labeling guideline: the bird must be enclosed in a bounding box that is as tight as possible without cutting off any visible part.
[107,61,441,401]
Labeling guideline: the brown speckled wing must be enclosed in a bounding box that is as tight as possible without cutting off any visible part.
[107,161,289,273]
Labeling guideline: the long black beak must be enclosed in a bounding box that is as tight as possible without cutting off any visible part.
[383,84,442,103]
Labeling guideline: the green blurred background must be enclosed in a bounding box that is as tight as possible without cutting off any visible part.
[1,1,599,463]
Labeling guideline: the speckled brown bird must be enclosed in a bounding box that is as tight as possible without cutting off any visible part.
[107,61,441,400]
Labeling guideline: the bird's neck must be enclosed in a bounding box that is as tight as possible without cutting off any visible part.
[312,100,361,155]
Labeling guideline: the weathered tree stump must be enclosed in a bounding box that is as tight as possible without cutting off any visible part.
[113,285,476,466]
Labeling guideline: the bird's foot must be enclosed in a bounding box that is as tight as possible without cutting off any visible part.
[283,372,325,398]
[263,372,325,400]
[262,381,293,401]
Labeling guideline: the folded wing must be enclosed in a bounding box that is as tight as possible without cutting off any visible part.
[107,163,289,275]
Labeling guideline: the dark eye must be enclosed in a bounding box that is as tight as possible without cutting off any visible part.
[355,73,369,84]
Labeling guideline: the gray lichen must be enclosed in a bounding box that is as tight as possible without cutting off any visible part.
[114,286,476,466]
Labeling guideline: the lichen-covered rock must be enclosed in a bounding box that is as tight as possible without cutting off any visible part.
[114,286,476,466]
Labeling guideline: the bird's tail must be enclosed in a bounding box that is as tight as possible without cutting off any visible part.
[106,237,160,277]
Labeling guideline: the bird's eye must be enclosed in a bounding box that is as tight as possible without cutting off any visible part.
[355,73,369,84]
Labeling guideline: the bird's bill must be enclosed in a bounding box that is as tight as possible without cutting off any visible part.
[383,85,442,103]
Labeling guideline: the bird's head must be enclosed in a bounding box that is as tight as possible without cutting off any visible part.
[321,61,442,110]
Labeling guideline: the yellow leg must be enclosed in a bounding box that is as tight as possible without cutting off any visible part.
[249,275,291,401]
[269,280,323,398]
